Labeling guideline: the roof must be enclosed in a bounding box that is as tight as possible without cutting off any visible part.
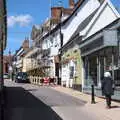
[14,46,23,56]
[70,8,98,39]
[61,17,120,52]
[80,18,120,44]
[80,0,120,36]
[61,8,99,51]
[42,0,85,40]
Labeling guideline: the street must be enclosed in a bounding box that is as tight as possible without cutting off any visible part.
[1,0,120,120]
[3,80,103,120]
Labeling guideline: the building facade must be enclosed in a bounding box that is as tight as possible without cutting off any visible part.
[13,39,29,74]
[16,0,120,101]
[75,0,120,100]
[60,0,120,92]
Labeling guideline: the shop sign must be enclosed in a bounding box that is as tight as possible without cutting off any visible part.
[81,37,103,55]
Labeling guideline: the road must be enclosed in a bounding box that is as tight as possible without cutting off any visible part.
[3,80,102,120]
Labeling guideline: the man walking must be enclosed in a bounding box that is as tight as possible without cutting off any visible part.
[101,72,114,109]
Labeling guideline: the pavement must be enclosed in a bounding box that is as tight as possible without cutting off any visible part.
[3,80,120,120]
[51,85,120,120]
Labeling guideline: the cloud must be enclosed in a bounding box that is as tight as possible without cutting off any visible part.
[7,14,33,27]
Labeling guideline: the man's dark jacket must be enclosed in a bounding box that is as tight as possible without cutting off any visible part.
[101,77,114,96]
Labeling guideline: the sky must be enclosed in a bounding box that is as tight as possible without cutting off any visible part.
[5,0,120,55]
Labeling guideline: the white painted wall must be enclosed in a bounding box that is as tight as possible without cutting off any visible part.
[85,3,119,39]
[62,0,100,46]
[50,33,60,56]
[61,64,69,86]
[42,39,48,50]
[22,58,31,72]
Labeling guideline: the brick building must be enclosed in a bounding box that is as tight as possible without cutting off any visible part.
[3,54,13,74]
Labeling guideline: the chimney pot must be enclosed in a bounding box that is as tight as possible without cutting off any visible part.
[69,0,75,9]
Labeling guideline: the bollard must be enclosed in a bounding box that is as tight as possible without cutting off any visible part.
[91,84,95,104]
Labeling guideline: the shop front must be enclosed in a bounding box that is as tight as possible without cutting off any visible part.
[82,47,118,87]
[61,48,82,91]
[80,27,120,100]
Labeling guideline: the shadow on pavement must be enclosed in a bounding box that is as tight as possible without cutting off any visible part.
[4,87,63,120]
[111,105,120,109]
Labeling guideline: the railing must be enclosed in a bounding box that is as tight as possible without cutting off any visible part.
[29,76,58,85]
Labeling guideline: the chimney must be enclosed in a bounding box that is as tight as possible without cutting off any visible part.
[51,7,62,20]
[22,38,29,51]
[69,0,75,9]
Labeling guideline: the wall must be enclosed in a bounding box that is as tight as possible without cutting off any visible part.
[62,47,82,90]
[84,2,119,39]
[22,58,31,72]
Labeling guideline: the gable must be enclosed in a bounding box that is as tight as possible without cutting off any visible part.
[81,0,120,40]
[62,0,100,46]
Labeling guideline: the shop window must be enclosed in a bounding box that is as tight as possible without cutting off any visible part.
[117,28,120,40]
[89,58,97,86]
[100,56,104,80]
[85,56,97,86]
[114,70,120,86]
[109,69,120,86]
[69,66,74,79]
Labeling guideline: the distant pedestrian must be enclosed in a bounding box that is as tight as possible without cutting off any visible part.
[101,72,114,109]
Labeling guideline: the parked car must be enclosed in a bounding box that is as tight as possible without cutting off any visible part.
[15,72,29,83]
[3,73,10,79]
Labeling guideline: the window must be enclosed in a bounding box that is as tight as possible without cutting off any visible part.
[69,66,74,79]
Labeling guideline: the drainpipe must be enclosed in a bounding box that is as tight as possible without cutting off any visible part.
[58,1,63,85]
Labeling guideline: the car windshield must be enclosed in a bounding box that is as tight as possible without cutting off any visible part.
[17,72,28,78]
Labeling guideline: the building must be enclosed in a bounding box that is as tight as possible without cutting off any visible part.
[25,0,104,88]
[21,0,120,101]
[60,0,102,90]
[3,54,13,74]
[13,39,29,74]
[80,19,120,99]
[62,0,120,100]
[25,0,78,84]
[60,0,120,92]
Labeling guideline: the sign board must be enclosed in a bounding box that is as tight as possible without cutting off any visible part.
[61,67,69,81]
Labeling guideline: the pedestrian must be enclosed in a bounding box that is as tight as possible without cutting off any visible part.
[101,71,114,109]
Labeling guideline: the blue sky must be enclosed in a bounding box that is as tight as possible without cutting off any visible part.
[5,0,120,55]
